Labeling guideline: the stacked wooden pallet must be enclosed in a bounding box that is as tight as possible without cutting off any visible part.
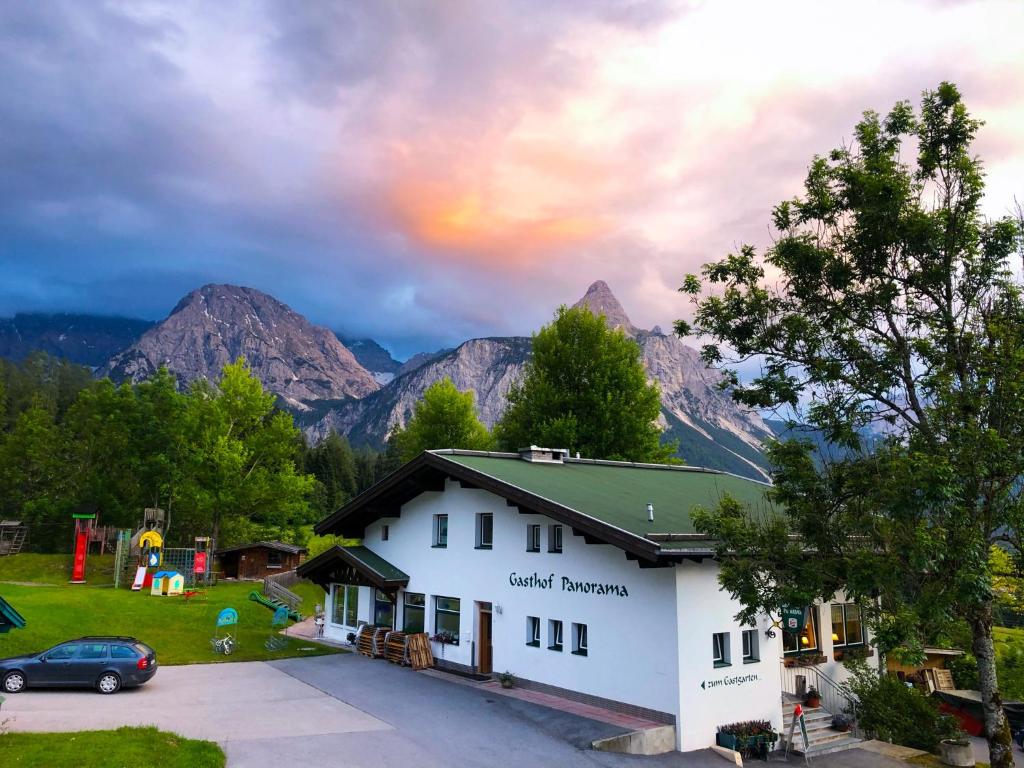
[372,627,390,657]
[384,631,408,665]
[355,624,378,657]
[406,632,434,670]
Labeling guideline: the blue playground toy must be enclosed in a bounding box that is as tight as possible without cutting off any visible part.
[211,607,238,655]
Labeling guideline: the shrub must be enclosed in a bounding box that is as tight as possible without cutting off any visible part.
[842,661,959,752]
[948,652,979,691]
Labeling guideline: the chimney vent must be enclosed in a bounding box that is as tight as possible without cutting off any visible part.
[518,446,568,464]
[647,503,655,523]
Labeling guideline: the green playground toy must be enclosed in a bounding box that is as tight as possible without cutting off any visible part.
[0,595,26,634]
[249,590,302,622]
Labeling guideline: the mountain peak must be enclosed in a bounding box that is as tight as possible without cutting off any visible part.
[103,284,380,404]
[573,280,641,337]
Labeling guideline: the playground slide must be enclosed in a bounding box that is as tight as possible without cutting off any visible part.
[249,590,301,622]
[71,530,89,582]
[131,566,147,591]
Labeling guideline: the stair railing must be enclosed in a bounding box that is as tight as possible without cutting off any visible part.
[780,660,860,735]
[264,574,303,610]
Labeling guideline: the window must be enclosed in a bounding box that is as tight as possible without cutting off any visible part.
[403,592,425,633]
[381,525,389,541]
[267,550,283,569]
[526,524,541,552]
[526,616,541,647]
[783,606,820,654]
[742,629,759,663]
[374,589,395,628]
[548,619,563,651]
[433,514,448,547]
[111,645,139,659]
[476,513,493,549]
[434,596,460,644]
[713,632,731,666]
[46,644,79,661]
[79,643,108,660]
[331,584,360,627]
[548,524,563,553]
[572,623,588,656]
[831,603,865,647]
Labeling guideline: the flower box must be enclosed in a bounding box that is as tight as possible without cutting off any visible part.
[716,722,779,760]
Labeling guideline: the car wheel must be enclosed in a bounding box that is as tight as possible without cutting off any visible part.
[2,670,26,693]
[96,672,121,694]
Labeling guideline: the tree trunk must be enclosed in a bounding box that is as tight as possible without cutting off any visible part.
[971,601,1014,768]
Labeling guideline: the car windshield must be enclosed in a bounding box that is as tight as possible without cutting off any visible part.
[134,643,153,656]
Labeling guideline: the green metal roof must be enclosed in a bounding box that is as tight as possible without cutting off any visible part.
[0,595,26,633]
[437,452,772,542]
[341,545,409,583]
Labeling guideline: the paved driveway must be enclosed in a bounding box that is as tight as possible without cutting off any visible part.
[1,661,389,746]
[1,652,917,768]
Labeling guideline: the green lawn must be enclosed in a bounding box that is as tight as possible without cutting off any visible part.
[0,556,340,665]
[0,553,116,585]
[0,726,225,767]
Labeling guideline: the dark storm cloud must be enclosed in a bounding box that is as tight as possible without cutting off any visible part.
[0,0,1021,360]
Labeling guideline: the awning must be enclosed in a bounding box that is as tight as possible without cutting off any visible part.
[297,545,409,593]
[0,596,26,634]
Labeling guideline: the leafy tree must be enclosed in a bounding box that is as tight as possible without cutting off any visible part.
[682,83,1023,766]
[390,378,493,462]
[175,359,315,545]
[496,305,673,462]
[0,401,67,543]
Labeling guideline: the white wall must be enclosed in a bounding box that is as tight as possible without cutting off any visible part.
[674,561,785,751]
[337,479,684,719]
[320,479,880,753]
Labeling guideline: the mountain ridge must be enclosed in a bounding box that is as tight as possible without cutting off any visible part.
[99,284,380,405]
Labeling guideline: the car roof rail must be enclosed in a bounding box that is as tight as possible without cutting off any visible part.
[74,636,138,642]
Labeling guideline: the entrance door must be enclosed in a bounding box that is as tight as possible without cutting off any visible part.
[477,603,493,674]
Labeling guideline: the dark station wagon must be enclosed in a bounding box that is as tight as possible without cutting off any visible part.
[0,636,158,694]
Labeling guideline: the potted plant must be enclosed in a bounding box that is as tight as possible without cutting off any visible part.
[939,737,975,767]
[498,670,515,689]
[805,687,821,708]
[832,713,852,733]
[716,720,778,759]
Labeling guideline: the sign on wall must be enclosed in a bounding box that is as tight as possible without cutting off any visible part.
[781,606,807,633]
[508,571,629,597]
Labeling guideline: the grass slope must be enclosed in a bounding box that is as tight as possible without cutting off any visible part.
[0,726,224,768]
[0,553,116,585]
[0,557,338,666]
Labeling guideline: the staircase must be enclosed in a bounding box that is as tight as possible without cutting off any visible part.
[781,697,862,756]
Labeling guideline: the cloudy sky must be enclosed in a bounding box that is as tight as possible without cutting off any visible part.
[2,0,1022,358]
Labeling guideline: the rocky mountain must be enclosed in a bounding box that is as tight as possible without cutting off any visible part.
[100,284,380,406]
[337,335,403,385]
[309,280,775,480]
[0,312,154,367]
[572,279,640,336]
[307,336,531,445]
[397,348,454,377]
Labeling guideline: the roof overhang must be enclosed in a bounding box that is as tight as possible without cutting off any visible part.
[297,545,410,592]
[314,451,688,564]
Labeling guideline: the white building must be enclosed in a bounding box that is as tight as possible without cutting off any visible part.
[299,448,877,752]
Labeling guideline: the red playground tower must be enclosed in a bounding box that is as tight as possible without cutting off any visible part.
[70,506,98,584]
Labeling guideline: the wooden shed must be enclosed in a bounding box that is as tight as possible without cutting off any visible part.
[215,541,308,580]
